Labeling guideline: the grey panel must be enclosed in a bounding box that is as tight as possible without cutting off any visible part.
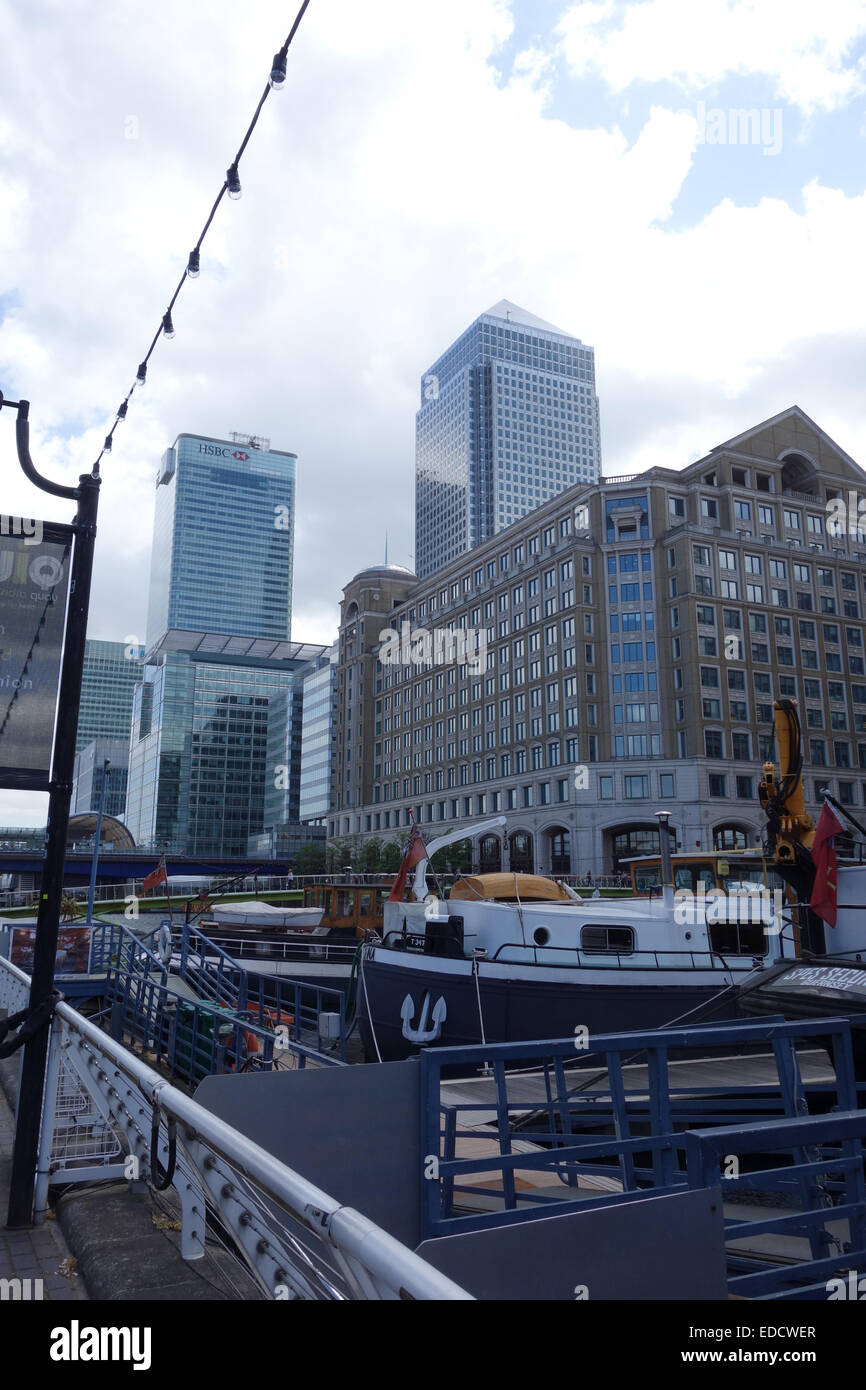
[416,1188,727,1300]
[194,1061,421,1248]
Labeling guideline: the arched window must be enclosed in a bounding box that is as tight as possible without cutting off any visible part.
[549,829,571,875]
[713,825,748,851]
[509,831,534,873]
[479,835,501,873]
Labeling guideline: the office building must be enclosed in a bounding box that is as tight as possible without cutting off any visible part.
[71,739,129,820]
[415,300,600,579]
[77,639,143,754]
[299,645,337,824]
[333,407,866,874]
[146,431,296,648]
[124,631,328,856]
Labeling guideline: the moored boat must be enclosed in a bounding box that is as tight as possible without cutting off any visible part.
[358,816,789,1064]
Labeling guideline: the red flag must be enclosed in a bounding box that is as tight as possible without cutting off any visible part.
[388,824,429,902]
[810,803,843,926]
[142,854,168,895]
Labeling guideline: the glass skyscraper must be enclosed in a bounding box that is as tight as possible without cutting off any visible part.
[77,639,143,753]
[298,644,337,824]
[124,634,328,856]
[146,432,296,649]
[415,300,601,579]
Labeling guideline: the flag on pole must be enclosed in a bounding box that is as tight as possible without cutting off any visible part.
[810,802,844,926]
[142,853,168,895]
[388,824,429,902]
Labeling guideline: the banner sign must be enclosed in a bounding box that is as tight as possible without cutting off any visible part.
[9,923,92,975]
[0,518,74,789]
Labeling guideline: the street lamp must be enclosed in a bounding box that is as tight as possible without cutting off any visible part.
[0,392,101,1227]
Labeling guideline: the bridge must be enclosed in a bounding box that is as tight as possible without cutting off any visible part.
[0,849,286,883]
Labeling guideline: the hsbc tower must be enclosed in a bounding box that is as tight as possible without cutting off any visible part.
[144,431,297,648]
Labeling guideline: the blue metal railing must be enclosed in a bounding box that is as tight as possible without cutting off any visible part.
[101,917,347,1079]
[88,918,167,984]
[418,1017,863,1245]
[684,1109,866,1298]
[104,966,277,1086]
[177,921,248,1013]
[243,971,347,1062]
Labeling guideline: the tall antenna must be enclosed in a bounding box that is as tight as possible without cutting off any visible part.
[384,531,389,564]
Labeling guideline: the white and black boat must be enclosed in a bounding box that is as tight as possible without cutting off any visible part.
[358,816,792,1063]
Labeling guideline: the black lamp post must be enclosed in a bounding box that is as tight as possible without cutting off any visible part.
[1,393,100,1227]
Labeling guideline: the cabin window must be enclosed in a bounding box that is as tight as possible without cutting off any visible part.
[359,893,372,917]
[708,920,767,956]
[335,891,354,920]
[581,925,635,955]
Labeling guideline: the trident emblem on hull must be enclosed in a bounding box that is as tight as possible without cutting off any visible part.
[400,992,447,1044]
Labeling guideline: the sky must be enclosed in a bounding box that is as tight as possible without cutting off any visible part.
[1,0,866,824]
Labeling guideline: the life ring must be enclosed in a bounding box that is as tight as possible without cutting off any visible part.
[156,922,173,966]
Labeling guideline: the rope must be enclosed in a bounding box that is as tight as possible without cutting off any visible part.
[0,990,61,1058]
[358,947,382,1064]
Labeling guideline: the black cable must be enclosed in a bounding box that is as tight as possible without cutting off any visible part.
[90,0,313,477]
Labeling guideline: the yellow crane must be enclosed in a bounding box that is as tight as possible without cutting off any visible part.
[758,698,815,867]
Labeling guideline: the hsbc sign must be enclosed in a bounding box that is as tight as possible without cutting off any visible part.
[197,444,250,461]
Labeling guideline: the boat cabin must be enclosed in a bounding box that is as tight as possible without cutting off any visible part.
[624,850,787,899]
[302,881,390,937]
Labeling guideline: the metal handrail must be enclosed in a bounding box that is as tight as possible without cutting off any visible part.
[380,931,765,971]
[0,952,471,1300]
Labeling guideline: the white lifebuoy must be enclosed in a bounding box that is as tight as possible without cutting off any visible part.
[156,923,173,966]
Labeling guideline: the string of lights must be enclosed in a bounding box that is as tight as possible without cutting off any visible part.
[92,0,312,476]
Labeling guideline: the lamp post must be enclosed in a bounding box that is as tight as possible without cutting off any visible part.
[2,395,100,1227]
[85,758,110,924]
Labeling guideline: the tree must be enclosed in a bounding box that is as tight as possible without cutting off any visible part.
[359,837,383,873]
[293,841,326,874]
[431,838,472,875]
[380,838,404,872]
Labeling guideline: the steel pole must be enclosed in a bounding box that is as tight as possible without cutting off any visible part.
[85,758,110,924]
[7,467,100,1227]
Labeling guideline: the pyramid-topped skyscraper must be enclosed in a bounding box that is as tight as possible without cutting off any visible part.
[414,300,601,578]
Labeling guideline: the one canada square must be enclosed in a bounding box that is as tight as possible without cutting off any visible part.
[414,300,601,579]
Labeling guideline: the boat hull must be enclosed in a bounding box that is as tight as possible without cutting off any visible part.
[357,946,746,1064]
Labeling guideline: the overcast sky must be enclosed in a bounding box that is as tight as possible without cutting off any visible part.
[2,0,866,825]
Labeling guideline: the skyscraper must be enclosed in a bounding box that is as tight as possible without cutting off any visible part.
[124,631,328,856]
[77,639,143,753]
[146,432,296,649]
[299,644,337,824]
[415,300,601,579]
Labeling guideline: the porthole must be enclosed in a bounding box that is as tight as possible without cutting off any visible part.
[533,927,550,946]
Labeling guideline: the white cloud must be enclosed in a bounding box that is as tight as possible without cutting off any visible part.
[557,0,866,113]
[0,0,866,826]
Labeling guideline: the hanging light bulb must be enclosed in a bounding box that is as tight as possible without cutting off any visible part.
[269,50,287,89]
[162,310,175,339]
[187,247,200,278]
[117,400,128,419]
[137,362,147,385]
[103,435,113,453]
[226,162,242,200]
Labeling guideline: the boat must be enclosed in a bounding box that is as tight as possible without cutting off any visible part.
[209,900,324,930]
[198,881,391,991]
[357,816,791,1064]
